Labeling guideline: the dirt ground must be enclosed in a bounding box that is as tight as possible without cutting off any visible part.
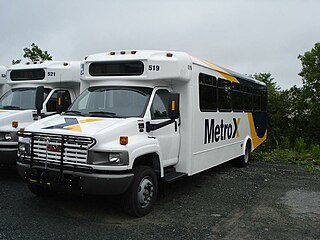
[0,161,319,240]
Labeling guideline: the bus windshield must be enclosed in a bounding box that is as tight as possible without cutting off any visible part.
[65,86,152,118]
[0,88,50,110]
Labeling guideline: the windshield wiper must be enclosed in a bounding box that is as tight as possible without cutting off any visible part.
[63,110,86,116]
[88,111,120,118]
[1,106,22,110]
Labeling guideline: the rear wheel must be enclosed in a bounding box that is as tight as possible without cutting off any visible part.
[237,143,251,167]
[122,166,158,217]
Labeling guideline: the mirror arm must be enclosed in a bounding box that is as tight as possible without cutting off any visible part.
[146,119,177,132]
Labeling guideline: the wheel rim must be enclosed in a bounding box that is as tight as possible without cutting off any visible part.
[137,177,154,208]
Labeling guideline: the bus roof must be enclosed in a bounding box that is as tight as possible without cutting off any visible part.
[7,61,80,85]
[83,50,266,87]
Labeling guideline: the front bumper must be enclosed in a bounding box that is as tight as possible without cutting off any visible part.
[0,142,18,164]
[16,161,134,195]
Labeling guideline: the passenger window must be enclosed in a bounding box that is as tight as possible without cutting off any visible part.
[151,90,169,119]
[218,78,232,111]
[46,90,71,112]
[199,73,217,112]
[232,83,243,112]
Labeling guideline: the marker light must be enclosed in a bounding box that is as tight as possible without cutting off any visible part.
[167,53,173,57]
[120,51,126,55]
[171,100,176,111]
[58,96,62,106]
[12,121,18,128]
[63,62,69,66]
[110,52,115,55]
[120,136,128,145]
[131,51,137,54]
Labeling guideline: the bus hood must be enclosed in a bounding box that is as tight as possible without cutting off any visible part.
[0,110,35,131]
[26,114,134,136]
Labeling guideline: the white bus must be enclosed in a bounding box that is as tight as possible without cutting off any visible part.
[17,50,267,217]
[0,66,9,97]
[0,61,81,165]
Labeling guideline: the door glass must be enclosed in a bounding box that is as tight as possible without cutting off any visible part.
[151,90,169,119]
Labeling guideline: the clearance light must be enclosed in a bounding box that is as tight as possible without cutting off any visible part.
[120,136,128,145]
[120,51,126,55]
[110,52,115,55]
[131,51,137,54]
[63,62,69,66]
[26,62,30,65]
[167,53,173,57]
[12,121,18,128]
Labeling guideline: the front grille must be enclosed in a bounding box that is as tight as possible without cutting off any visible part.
[32,133,95,165]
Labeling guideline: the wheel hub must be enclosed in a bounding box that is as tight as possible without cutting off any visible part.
[137,177,154,208]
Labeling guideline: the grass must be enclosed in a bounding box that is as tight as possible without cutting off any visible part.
[251,143,320,172]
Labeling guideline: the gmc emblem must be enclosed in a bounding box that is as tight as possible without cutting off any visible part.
[47,145,62,152]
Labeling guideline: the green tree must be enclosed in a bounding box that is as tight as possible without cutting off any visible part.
[297,42,320,144]
[12,43,53,65]
[298,42,320,95]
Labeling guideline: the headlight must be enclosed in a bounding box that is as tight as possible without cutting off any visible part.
[109,153,121,163]
[0,132,15,141]
[87,151,129,165]
[5,133,13,141]
[18,138,31,156]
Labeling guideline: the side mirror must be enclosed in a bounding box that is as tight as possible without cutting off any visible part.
[35,86,44,115]
[168,93,180,120]
[56,91,66,113]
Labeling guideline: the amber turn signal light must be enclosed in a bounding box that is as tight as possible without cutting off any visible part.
[12,121,19,128]
[120,136,128,145]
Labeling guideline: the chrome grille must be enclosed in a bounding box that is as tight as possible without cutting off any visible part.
[32,133,95,164]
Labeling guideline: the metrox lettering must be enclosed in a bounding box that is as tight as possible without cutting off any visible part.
[204,118,241,144]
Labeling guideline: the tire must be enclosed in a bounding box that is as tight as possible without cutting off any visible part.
[122,166,158,217]
[27,184,54,197]
[237,143,251,167]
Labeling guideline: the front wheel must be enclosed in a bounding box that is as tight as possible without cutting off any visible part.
[122,166,158,217]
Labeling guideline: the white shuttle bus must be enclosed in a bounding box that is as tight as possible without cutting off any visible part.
[0,66,9,97]
[0,61,80,165]
[17,51,267,217]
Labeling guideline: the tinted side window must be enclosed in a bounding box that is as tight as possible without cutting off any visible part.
[232,83,243,112]
[151,90,169,119]
[199,73,217,111]
[243,86,253,112]
[46,90,71,112]
[218,78,231,111]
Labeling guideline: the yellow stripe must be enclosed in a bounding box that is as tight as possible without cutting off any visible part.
[195,57,239,83]
[65,124,82,132]
[236,118,241,137]
[247,113,267,149]
[79,118,102,124]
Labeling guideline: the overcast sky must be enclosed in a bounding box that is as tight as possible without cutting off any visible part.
[1,0,319,89]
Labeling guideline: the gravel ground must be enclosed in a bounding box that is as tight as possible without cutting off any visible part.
[0,161,319,240]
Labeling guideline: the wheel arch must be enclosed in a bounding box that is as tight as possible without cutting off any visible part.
[132,152,163,178]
